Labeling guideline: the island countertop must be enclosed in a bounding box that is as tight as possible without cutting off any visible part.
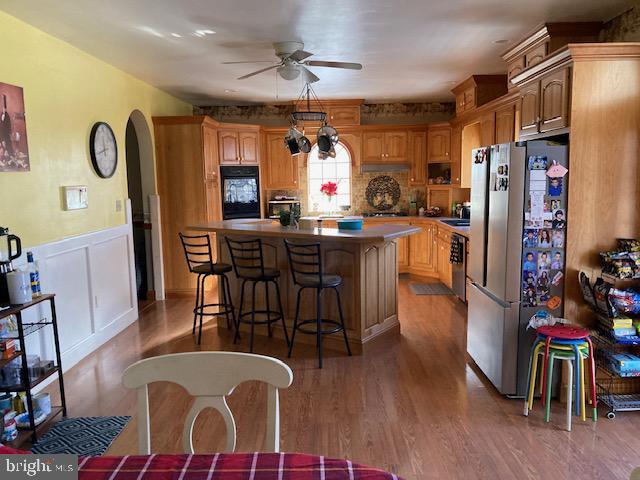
[188,219,421,243]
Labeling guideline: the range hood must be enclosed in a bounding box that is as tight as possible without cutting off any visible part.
[360,163,410,173]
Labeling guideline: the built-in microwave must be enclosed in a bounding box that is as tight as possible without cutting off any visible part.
[220,166,261,219]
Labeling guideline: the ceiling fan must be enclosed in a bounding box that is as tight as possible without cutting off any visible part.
[223,41,362,83]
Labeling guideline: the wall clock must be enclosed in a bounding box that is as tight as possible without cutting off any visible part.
[89,122,118,178]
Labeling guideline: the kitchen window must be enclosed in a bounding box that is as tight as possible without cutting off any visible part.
[307,142,351,213]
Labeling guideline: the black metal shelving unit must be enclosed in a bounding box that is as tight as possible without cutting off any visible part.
[0,294,67,446]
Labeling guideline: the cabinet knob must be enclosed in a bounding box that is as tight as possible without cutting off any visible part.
[445,152,449,156]
[411,178,414,182]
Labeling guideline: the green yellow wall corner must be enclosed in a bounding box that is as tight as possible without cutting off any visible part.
[0,10,192,247]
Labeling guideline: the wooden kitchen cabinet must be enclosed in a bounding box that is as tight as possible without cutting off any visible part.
[409,131,427,186]
[427,127,451,163]
[517,66,570,137]
[437,229,453,289]
[519,82,541,137]
[218,129,260,165]
[153,116,223,295]
[449,124,462,185]
[452,75,507,114]
[495,103,516,143]
[539,67,570,133]
[409,220,436,275]
[327,105,360,126]
[507,57,525,89]
[480,111,495,147]
[263,132,298,189]
[361,130,408,163]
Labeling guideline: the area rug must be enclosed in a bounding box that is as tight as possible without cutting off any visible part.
[31,416,130,456]
[409,282,454,295]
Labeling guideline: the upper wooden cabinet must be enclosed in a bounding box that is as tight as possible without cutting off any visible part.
[427,126,451,163]
[293,99,363,126]
[539,67,570,133]
[362,130,408,163]
[263,131,298,190]
[449,124,462,185]
[452,75,507,114]
[480,112,495,147]
[495,103,516,144]
[501,22,601,89]
[409,131,427,186]
[515,65,570,138]
[218,128,260,165]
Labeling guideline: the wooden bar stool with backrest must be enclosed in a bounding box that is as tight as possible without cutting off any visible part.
[284,240,352,369]
[122,352,293,453]
[225,237,290,353]
[179,233,236,344]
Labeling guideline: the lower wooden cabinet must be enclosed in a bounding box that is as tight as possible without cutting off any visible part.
[408,220,436,274]
[436,229,453,289]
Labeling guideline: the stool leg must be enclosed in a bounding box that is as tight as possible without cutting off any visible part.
[524,341,539,416]
[528,342,545,411]
[265,281,273,338]
[223,274,236,332]
[333,287,351,356]
[197,274,207,345]
[566,360,573,432]
[288,287,302,358]
[316,287,323,369]
[220,275,231,329]
[572,345,581,418]
[193,273,202,335]
[580,352,586,422]
[586,338,598,420]
[250,281,257,353]
[273,280,290,348]
[545,352,555,422]
[234,279,247,344]
[541,337,552,406]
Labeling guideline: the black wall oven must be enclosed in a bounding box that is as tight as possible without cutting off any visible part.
[220,166,261,219]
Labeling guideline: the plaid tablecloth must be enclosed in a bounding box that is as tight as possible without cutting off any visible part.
[77,452,402,480]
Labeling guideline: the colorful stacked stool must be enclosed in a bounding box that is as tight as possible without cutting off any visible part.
[523,324,597,430]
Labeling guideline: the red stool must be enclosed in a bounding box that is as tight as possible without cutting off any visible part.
[536,324,597,415]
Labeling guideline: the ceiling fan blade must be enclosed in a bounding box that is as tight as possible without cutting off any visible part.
[285,49,313,62]
[305,60,362,70]
[300,66,320,84]
[237,64,280,80]
[222,61,276,64]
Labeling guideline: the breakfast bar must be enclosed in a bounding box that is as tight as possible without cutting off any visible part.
[188,220,421,352]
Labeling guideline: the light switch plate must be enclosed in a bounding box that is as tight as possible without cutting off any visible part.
[62,185,88,210]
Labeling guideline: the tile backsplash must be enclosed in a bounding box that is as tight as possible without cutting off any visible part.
[265,164,426,216]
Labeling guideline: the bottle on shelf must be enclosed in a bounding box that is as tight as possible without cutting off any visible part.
[26,251,41,297]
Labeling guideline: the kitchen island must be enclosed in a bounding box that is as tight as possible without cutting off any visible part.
[188,219,421,352]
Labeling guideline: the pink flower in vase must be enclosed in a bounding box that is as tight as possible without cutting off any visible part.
[320,181,338,197]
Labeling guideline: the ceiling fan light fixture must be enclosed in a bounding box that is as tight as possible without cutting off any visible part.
[277,64,300,81]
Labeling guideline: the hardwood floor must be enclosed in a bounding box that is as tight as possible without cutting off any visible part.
[43,275,639,479]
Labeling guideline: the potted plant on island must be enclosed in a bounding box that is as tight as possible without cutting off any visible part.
[320,181,339,216]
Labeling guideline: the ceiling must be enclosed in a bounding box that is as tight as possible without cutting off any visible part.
[0,0,633,105]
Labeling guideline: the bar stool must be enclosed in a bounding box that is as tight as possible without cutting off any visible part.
[179,233,236,345]
[225,237,290,353]
[284,240,352,368]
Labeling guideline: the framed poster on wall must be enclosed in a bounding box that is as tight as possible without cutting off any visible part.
[0,82,30,172]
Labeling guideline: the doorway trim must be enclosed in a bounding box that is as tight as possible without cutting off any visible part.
[126,110,165,300]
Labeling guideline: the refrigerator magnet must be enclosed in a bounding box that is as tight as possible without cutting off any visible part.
[552,209,566,229]
[537,270,550,290]
[538,252,551,271]
[546,160,568,178]
[538,230,552,248]
[528,155,548,170]
[550,251,563,270]
[547,296,562,310]
[550,199,561,211]
[523,287,537,307]
[552,271,564,286]
[523,252,538,272]
[552,230,564,248]
[548,177,563,196]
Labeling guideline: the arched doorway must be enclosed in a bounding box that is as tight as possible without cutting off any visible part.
[125,110,158,306]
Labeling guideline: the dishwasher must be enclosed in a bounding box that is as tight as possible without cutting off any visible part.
[451,233,467,302]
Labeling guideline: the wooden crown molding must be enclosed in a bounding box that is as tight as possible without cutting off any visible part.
[152,115,220,127]
[451,75,507,95]
[567,42,640,61]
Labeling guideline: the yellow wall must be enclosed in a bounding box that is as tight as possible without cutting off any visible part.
[0,11,192,247]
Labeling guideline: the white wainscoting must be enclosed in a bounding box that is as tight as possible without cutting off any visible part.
[14,201,138,390]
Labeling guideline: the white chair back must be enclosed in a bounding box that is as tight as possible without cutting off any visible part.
[122,351,293,454]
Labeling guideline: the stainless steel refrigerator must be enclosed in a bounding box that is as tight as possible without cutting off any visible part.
[467,140,569,396]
